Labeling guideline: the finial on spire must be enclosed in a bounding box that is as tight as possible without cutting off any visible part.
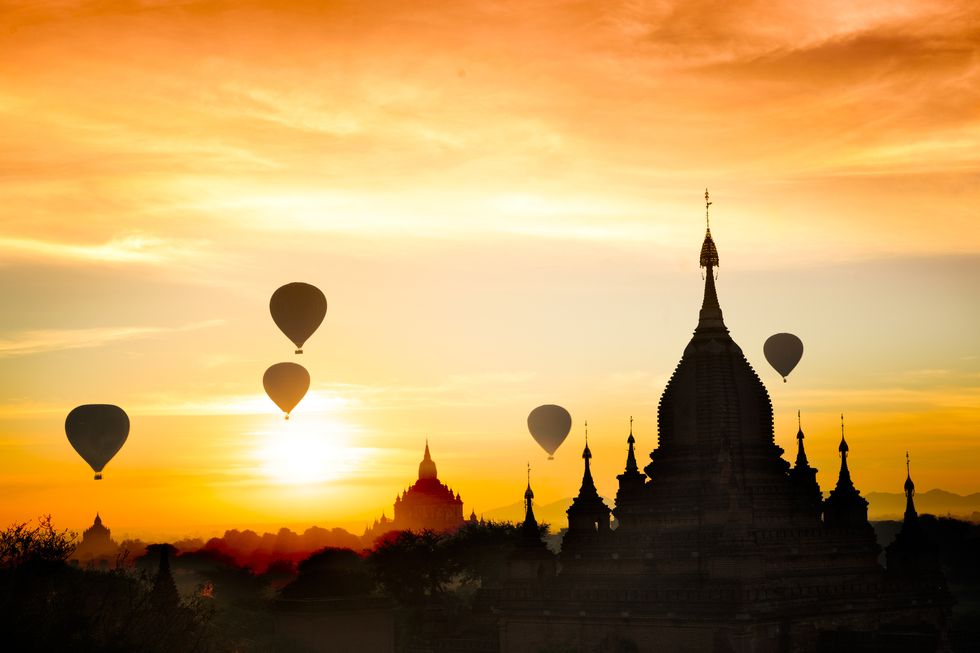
[699,190,719,270]
[904,451,915,493]
[839,413,849,454]
[582,421,592,460]
[794,410,810,468]
[705,188,712,230]
[628,416,634,444]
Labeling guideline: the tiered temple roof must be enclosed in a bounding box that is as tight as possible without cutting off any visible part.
[497,193,951,653]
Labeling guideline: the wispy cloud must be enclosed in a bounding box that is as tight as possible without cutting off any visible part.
[0,234,201,266]
[0,320,224,357]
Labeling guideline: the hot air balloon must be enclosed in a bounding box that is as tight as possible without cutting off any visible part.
[270,282,327,354]
[763,333,804,382]
[65,404,129,480]
[527,404,572,459]
[263,362,310,419]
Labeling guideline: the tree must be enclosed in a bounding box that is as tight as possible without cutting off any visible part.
[280,547,372,599]
[0,515,76,569]
[369,530,459,602]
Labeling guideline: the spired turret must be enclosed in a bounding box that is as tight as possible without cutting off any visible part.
[788,411,822,512]
[823,415,871,529]
[614,417,646,528]
[886,453,944,580]
[507,465,556,583]
[565,426,611,538]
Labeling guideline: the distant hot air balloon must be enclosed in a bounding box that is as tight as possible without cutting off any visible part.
[527,404,572,460]
[65,404,130,480]
[263,362,310,419]
[270,282,327,354]
[763,333,804,382]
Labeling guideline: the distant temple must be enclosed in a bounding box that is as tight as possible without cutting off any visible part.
[72,513,120,566]
[497,194,952,653]
[363,442,473,543]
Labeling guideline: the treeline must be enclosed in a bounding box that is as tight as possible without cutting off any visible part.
[2,516,546,652]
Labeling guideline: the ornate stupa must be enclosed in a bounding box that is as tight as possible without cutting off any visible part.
[363,441,466,543]
[72,513,120,565]
[497,193,952,653]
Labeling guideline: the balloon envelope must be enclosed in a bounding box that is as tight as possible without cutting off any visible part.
[270,282,327,354]
[65,404,129,480]
[763,333,804,382]
[263,362,311,419]
[527,404,572,459]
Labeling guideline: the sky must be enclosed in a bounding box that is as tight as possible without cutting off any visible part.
[1,0,977,540]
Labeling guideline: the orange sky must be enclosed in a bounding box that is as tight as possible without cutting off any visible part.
[1,1,978,540]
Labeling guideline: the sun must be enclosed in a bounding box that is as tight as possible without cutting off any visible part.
[254,415,365,485]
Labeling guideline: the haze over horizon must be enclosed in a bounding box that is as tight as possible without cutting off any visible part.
[1,0,978,540]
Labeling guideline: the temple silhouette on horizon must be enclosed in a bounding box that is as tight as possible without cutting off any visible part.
[71,513,120,568]
[363,441,475,542]
[495,195,952,653]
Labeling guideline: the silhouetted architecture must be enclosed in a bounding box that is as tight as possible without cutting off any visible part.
[72,513,120,566]
[507,467,556,584]
[364,442,466,542]
[885,454,944,580]
[146,544,180,612]
[496,194,952,653]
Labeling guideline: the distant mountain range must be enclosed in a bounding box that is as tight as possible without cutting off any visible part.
[482,490,980,526]
[865,489,980,521]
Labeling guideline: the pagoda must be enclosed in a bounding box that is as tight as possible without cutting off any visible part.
[497,193,952,653]
[364,441,465,543]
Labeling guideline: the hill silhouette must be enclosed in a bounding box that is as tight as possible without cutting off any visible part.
[865,489,980,521]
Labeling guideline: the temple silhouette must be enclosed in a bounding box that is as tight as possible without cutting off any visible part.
[496,196,952,653]
[71,513,120,567]
[363,442,474,542]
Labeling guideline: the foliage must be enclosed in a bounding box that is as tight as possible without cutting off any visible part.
[369,529,459,602]
[0,518,218,652]
[0,515,76,569]
[280,547,373,599]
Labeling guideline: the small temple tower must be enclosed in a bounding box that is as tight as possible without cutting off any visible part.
[614,417,646,529]
[565,424,611,537]
[823,415,871,529]
[886,453,943,579]
[146,543,180,612]
[788,411,822,511]
[508,465,556,583]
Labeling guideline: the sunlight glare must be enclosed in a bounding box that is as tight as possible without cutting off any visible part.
[254,416,365,485]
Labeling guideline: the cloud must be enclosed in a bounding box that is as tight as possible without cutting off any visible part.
[0,320,224,357]
[0,234,201,266]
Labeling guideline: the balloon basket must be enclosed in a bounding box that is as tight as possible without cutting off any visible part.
[94,473,102,480]
[284,414,290,421]
[548,456,554,460]
[295,349,303,354]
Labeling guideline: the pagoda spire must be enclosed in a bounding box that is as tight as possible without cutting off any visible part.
[835,414,854,491]
[580,421,598,496]
[795,410,810,468]
[523,462,537,530]
[696,189,726,333]
[823,412,870,528]
[624,416,638,474]
[904,451,918,524]
[418,438,438,480]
